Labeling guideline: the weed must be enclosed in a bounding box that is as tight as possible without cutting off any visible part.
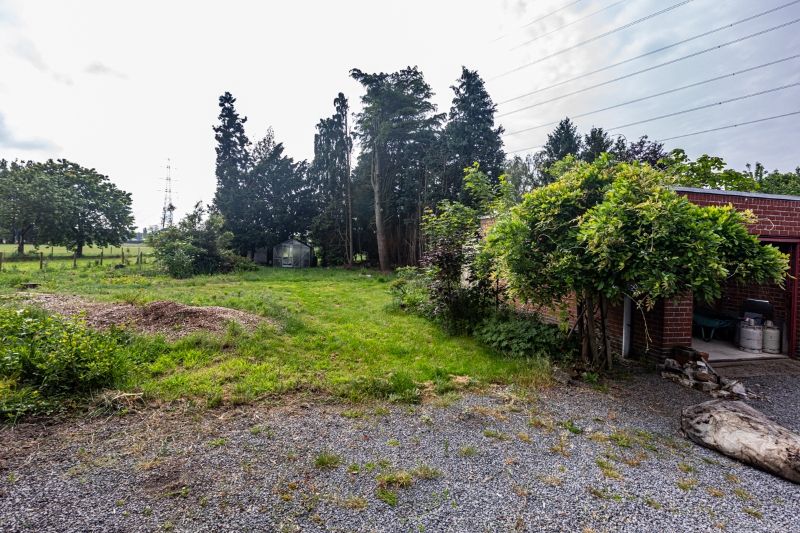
[595,458,623,480]
[517,432,532,443]
[208,438,227,448]
[458,446,478,457]
[733,488,753,501]
[676,478,698,491]
[343,496,368,510]
[529,416,555,432]
[376,488,398,506]
[540,475,563,487]
[549,435,571,457]
[376,470,413,488]
[587,432,609,443]
[644,497,662,509]
[347,463,360,475]
[677,462,696,474]
[560,420,583,435]
[341,409,364,419]
[483,429,510,441]
[621,452,647,467]
[412,464,442,480]
[725,473,741,484]
[588,486,621,502]
[609,430,632,448]
[314,452,342,470]
[386,439,400,447]
[743,507,763,519]
[707,487,724,498]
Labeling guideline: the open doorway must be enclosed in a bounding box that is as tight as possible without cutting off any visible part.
[691,241,798,363]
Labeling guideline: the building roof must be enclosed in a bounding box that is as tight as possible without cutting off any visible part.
[674,187,800,203]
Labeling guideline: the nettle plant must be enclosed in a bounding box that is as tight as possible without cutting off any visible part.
[486,156,788,369]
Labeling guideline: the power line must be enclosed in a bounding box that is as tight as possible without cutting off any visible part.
[493,0,587,42]
[503,55,800,137]
[656,110,800,142]
[608,82,800,130]
[497,17,800,118]
[491,0,695,80]
[497,1,800,106]
[510,0,628,51]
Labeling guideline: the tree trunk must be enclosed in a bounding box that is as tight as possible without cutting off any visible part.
[17,234,24,255]
[583,293,601,368]
[371,148,389,272]
[599,295,613,370]
[76,241,84,258]
[682,400,800,484]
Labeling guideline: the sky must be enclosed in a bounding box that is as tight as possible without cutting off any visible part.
[1,0,799,229]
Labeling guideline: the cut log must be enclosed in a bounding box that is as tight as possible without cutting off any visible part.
[682,400,800,484]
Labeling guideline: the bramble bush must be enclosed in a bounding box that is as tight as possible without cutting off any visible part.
[0,308,129,419]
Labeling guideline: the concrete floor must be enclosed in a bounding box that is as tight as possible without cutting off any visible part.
[692,337,788,362]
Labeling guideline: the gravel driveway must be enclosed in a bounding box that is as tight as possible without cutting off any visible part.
[1,368,797,532]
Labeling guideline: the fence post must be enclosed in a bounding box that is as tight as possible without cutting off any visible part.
[121,249,125,264]
[39,252,44,270]
[73,252,77,269]
[0,251,3,272]
[100,249,104,265]
[50,247,54,258]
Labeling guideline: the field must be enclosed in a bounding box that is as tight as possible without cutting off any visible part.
[0,243,152,271]
[0,264,549,408]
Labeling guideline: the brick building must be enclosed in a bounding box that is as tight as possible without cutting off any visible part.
[483,187,800,362]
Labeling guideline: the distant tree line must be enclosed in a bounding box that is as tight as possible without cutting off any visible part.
[0,159,135,256]
[211,72,800,270]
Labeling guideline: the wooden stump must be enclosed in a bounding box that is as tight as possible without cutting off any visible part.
[682,400,800,484]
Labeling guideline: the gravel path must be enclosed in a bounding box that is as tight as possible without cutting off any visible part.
[1,369,797,532]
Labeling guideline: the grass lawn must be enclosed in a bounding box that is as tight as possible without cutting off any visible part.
[0,265,549,409]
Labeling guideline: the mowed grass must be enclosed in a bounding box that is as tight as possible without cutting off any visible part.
[0,266,549,406]
[0,244,152,271]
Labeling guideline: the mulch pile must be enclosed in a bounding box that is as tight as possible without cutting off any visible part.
[13,293,266,340]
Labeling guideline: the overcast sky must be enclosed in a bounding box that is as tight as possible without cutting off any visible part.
[1,0,799,229]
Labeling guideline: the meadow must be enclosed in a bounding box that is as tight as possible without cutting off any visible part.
[0,264,549,411]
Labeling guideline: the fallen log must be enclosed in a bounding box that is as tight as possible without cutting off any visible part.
[682,400,800,484]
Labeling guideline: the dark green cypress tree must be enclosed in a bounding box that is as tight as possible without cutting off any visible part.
[443,67,505,200]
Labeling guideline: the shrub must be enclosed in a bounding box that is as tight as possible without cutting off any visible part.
[0,308,129,419]
[149,202,257,278]
[389,267,433,316]
[473,312,576,362]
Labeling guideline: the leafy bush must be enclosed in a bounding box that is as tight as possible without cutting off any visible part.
[149,202,257,278]
[473,312,577,362]
[389,267,433,316]
[0,308,129,419]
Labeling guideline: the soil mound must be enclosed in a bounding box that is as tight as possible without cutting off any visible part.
[13,293,266,339]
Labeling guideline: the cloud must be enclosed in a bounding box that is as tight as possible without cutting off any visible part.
[84,61,128,79]
[10,38,73,85]
[0,112,58,151]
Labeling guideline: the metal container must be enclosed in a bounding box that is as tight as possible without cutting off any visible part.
[738,322,763,353]
[763,325,781,354]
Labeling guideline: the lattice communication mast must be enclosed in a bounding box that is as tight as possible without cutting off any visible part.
[160,159,176,229]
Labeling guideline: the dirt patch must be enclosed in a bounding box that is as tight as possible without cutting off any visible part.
[12,293,267,340]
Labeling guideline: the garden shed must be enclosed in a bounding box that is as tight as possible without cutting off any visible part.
[272,238,312,268]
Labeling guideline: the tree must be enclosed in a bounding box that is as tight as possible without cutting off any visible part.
[351,66,443,271]
[535,118,582,184]
[663,149,758,191]
[580,127,613,162]
[0,160,58,254]
[503,155,537,201]
[310,93,354,265]
[753,165,800,195]
[43,160,135,256]
[442,67,505,200]
[611,135,667,166]
[486,157,788,369]
[213,92,251,253]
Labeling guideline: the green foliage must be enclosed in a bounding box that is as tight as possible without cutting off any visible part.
[0,308,128,419]
[665,149,758,191]
[474,312,576,362]
[389,267,433,316]
[150,203,253,278]
[487,158,788,367]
